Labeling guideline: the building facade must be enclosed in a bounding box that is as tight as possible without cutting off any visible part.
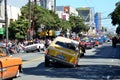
[56,6,78,20]
[0,1,21,39]
[40,0,56,11]
[76,7,96,36]
[76,7,95,27]
[0,1,5,38]
[94,12,102,32]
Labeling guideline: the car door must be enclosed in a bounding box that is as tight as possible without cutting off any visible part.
[0,47,19,79]
[0,57,19,79]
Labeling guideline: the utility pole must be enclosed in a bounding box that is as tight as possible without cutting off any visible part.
[31,0,35,39]
[4,0,8,46]
[28,0,31,40]
[54,0,56,12]
[34,0,37,5]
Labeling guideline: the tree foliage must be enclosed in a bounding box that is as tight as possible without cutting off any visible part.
[116,25,120,35]
[110,1,120,35]
[9,2,61,39]
[69,15,88,34]
[21,3,63,34]
[9,16,29,39]
[9,2,89,39]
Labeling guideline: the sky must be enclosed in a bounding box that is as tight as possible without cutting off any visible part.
[7,0,120,31]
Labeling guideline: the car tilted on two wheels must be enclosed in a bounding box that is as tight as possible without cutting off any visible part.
[45,36,84,67]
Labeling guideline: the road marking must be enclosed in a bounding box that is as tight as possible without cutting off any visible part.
[111,59,114,62]
[23,57,44,64]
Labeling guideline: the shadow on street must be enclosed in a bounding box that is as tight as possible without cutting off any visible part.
[21,43,120,79]
[22,62,120,79]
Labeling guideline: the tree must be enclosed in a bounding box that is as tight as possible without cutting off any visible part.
[48,10,61,30]
[69,14,76,28]
[110,1,120,35]
[21,3,61,34]
[9,2,88,39]
[116,25,120,35]
[9,16,29,39]
[9,2,61,39]
[69,15,88,34]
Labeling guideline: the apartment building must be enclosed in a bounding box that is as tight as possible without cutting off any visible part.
[0,1,20,39]
[56,6,78,20]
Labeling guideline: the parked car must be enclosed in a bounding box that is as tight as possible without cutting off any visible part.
[90,38,99,46]
[81,39,94,49]
[98,38,104,45]
[0,46,22,80]
[45,36,82,67]
[94,39,99,46]
[84,41,94,49]
[24,41,45,53]
[80,39,86,47]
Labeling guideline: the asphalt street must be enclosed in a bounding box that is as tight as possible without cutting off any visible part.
[13,42,120,80]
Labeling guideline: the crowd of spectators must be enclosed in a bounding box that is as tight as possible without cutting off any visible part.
[0,38,52,54]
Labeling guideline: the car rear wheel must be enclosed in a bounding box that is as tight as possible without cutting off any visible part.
[72,64,77,68]
[45,57,50,67]
[72,59,79,68]
[80,53,84,57]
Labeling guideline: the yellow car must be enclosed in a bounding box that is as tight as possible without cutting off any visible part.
[0,46,22,80]
[45,36,81,67]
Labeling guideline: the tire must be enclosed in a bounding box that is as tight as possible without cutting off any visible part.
[6,78,13,80]
[42,47,46,51]
[72,58,79,68]
[38,47,41,52]
[15,69,20,78]
[45,56,50,67]
[72,64,76,68]
[80,53,84,57]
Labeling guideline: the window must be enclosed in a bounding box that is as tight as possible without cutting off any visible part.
[55,41,67,48]
[55,41,76,51]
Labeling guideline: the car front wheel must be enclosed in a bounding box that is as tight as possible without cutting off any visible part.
[15,69,20,78]
[38,47,41,52]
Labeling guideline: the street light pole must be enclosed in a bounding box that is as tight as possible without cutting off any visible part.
[28,0,31,40]
[4,0,8,46]
[54,0,56,12]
